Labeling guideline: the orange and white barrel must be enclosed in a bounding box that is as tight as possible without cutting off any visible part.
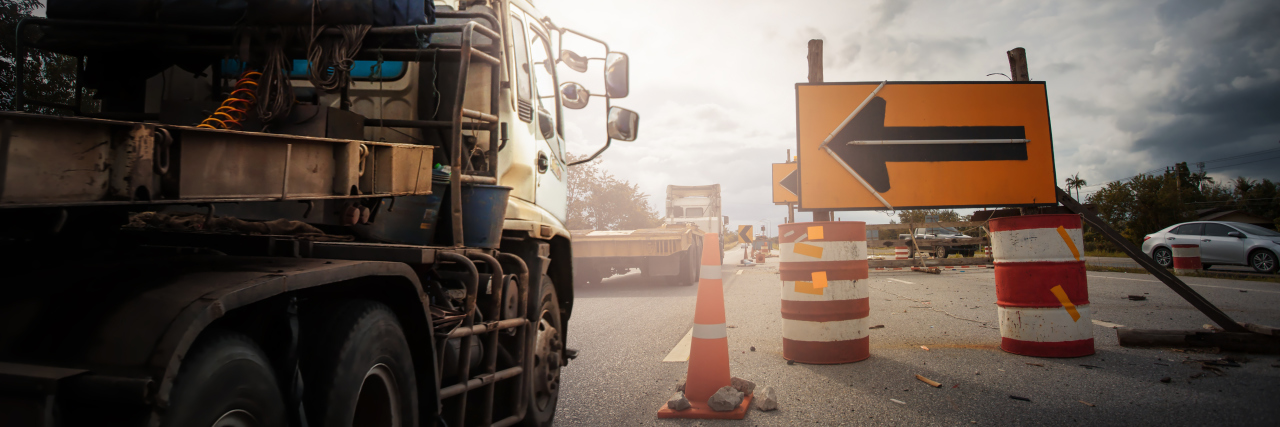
[895,246,909,260]
[1172,244,1203,275]
[989,214,1093,357]
[984,246,992,258]
[778,221,869,364]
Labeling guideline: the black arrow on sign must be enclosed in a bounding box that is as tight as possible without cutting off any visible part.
[826,97,1028,193]
[780,169,799,196]
[738,226,752,244]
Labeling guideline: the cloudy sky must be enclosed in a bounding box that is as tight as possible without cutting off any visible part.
[539,0,1280,234]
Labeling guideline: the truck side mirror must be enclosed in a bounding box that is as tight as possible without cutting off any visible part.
[559,82,589,109]
[605,52,629,98]
[560,49,589,73]
[606,106,638,141]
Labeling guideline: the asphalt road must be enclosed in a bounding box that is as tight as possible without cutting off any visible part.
[555,250,1280,426]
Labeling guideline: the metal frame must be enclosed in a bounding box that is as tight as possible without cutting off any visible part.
[9,12,537,426]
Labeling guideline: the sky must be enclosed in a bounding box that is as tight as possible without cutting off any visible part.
[538,0,1280,235]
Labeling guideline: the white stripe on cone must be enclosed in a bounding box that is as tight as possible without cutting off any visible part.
[780,241,868,262]
[998,305,1092,342]
[780,280,867,302]
[692,323,727,340]
[990,227,1082,263]
[1172,246,1200,258]
[782,318,869,342]
[700,264,722,279]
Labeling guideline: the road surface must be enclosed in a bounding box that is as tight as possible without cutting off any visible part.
[556,250,1280,425]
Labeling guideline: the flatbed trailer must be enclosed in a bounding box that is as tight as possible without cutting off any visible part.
[570,224,703,286]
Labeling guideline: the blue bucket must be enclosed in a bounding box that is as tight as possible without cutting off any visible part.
[458,183,512,248]
[354,171,450,245]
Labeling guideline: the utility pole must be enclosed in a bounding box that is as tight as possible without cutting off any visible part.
[786,149,795,224]
[808,39,833,222]
[1007,48,1029,81]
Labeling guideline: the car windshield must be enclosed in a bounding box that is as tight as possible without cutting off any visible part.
[1228,222,1280,237]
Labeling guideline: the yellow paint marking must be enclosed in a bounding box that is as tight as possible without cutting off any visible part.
[1049,285,1081,322]
[1056,226,1080,260]
[793,242,825,258]
[808,226,825,240]
[795,281,824,295]
[812,271,828,289]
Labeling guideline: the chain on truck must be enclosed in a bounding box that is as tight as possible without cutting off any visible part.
[0,0,637,425]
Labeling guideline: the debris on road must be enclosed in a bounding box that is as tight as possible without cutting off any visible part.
[1190,373,1204,379]
[915,374,942,388]
[921,346,930,351]
[1079,400,1095,407]
[750,346,756,352]
[754,386,778,412]
[1127,295,1147,301]
[1025,363,1044,367]
[708,386,745,411]
[731,377,756,396]
[890,399,906,405]
[869,325,885,329]
[1079,364,1103,369]
[667,392,691,411]
[1160,377,1171,383]
[676,382,685,392]
[787,360,795,365]
[1009,395,1031,402]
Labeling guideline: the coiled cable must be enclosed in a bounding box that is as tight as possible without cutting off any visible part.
[198,70,261,130]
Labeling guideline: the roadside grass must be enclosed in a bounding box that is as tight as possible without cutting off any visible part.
[1084,249,1128,257]
[1085,265,1280,284]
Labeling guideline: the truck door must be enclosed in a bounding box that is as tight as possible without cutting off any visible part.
[527,22,567,223]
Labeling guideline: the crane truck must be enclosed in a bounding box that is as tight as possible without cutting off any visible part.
[0,0,636,426]
[570,184,722,286]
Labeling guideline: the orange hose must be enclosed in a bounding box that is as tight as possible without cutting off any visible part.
[200,70,260,130]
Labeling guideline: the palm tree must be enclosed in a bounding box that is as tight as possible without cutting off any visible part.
[1065,173,1087,200]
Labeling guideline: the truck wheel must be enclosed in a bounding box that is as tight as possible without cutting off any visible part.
[523,276,562,427]
[678,244,700,286]
[302,300,417,427]
[163,329,286,427]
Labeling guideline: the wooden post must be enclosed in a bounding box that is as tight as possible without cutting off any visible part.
[807,39,833,222]
[1007,47,1029,81]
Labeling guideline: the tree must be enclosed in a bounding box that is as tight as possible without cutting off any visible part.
[1,0,98,113]
[1065,173,1087,200]
[896,209,961,225]
[565,154,662,231]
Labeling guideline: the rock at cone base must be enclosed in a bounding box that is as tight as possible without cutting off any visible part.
[708,386,745,412]
[666,392,691,411]
[676,382,685,393]
[754,386,778,412]
[731,377,756,396]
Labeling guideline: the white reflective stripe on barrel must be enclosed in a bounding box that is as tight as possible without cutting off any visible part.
[997,305,1092,342]
[692,323,727,340]
[990,227,1082,263]
[700,265,722,280]
[780,280,866,302]
[780,241,867,263]
[1172,246,1200,258]
[782,318,869,342]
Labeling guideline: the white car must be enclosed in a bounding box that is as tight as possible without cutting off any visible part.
[1140,221,1280,274]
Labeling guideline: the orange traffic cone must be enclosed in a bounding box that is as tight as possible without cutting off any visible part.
[658,232,753,419]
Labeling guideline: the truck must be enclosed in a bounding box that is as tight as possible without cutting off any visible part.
[0,1,635,425]
[570,184,722,286]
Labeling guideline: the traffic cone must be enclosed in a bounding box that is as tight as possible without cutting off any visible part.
[658,232,753,419]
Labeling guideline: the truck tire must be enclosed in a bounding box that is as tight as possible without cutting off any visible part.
[523,276,563,427]
[162,329,286,427]
[678,244,700,286]
[302,300,418,427]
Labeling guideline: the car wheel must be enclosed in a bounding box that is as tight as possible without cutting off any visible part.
[1250,250,1278,274]
[1152,247,1173,268]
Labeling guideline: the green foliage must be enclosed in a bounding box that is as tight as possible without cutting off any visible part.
[0,0,98,113]
[565,154,662,231]
[1085,167,1280,246]
[896,209,962,224]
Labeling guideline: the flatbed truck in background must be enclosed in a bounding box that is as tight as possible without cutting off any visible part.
[0,0,638,425]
